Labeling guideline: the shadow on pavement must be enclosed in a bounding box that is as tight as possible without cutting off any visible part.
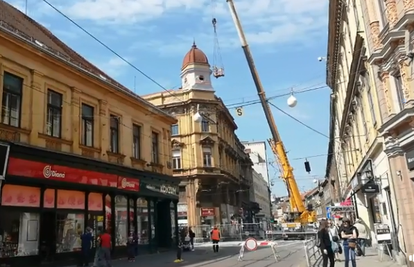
[102,247,241,267]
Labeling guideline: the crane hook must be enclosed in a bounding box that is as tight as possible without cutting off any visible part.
[212,18,217,32]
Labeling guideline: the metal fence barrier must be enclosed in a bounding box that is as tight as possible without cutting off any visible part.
[303,238,322,267]
[185,223,318,244]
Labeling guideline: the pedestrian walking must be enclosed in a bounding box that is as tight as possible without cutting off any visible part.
[353,218,367,256]
[98,229,112,267]
[318,220,335,267]
[210,226,220,253]
[79,227,93,266]
[127,231,135,262]
[188,227,195,251]
[340,218,357,267]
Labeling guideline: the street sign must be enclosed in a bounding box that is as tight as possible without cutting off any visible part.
[326,207,331,219]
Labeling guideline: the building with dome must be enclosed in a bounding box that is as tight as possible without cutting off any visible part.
[143,43,256,229]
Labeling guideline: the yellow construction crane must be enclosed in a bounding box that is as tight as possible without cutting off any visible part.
[225,0,317,238]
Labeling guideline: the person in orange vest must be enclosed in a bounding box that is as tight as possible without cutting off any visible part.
[210,226,221,253]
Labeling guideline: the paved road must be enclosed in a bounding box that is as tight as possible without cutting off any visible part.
[104,240,306,267]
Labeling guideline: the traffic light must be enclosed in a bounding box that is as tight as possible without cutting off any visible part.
[304,160,311,173]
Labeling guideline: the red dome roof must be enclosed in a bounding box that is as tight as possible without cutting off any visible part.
[181,42,209,70]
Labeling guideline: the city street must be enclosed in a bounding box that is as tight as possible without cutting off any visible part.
[98,241,306,267]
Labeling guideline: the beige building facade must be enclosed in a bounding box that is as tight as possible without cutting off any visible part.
[0,2,181,266]
[143,43,254,227]
[327,0,414,265]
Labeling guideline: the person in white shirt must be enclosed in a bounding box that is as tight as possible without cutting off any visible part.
[353,218,368,256]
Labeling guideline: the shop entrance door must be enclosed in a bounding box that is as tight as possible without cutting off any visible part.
[39,211,56,263]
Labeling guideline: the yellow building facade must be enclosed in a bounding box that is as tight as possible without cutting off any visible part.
[0,19,175,172]
[0,3,180,266]
[143,44,253,227]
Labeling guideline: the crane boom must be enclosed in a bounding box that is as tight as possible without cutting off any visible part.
[225,0,307,215]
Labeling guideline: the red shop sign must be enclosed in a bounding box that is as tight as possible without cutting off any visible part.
[201,208,215,217]
[117,177,139,191]
[7,158,118,187]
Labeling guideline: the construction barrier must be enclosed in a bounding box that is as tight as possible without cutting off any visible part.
[237,237,280,262]
[303,238,322,267]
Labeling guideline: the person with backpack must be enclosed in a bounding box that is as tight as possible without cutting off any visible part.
[317,219,336,267]
[328,220,342,261]
[353,218,367,256]
[340,218,357,267]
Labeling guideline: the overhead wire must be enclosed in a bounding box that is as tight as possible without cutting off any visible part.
[33,0,367,183]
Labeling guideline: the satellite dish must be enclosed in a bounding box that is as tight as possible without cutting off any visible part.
[287,94,297,108]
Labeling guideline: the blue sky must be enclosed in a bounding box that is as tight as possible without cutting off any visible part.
[8,0,330,196]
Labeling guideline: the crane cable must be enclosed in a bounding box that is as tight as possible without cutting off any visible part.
[211,0,224,74]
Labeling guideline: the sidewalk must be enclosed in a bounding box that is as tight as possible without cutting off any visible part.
[340,248,405,267]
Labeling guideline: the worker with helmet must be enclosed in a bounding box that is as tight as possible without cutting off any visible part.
[210,226,221,253]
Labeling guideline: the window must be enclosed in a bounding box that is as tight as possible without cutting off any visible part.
[110,115,119,153]
[378,0,388,28]
[360,103,368,140]
[132,124,141,159]
[171,124,179,136]
[81,104,94,147]
[365,72,377,125]
[172,149,181,169]
[151,132,159,164]
[203,147,212,167]
[56,213,84,253]
[394,73,405,110]
[201,120,209,132]
[136,198,148,244]
[0,211,40,257]
[2,72,22,127]
[114,195,128,246]
[46,90,62,138]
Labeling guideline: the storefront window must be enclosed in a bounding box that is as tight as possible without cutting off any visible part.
[115,195,127,246]
[55,213,84,253]
[105,195,111,232]
[44,189,55,208]
[136,198,148,244]
[150,200,155,243]
[1,185,41,207]
[170,202,176,244]
[128,199,135,234]
[0,211,39,257]
[87,214,104,248]
[57,190,85,209]
[88,193,104,247]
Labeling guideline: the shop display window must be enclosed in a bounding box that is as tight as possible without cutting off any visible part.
[128,198,134,234]
[44,189,55,208]
[87,214,104,248]
[150,200,155,243]
[57,190,85,209]
[114,195,127,246]
[0,211,40,257]
[170,202,177,243]
[136,198,148,244]
[55,213,84,253]
[105,195,111,232]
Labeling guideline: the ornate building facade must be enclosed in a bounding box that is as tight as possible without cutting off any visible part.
[364,0,414,265]
[327,0,414,264]
[143,43,253,227]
